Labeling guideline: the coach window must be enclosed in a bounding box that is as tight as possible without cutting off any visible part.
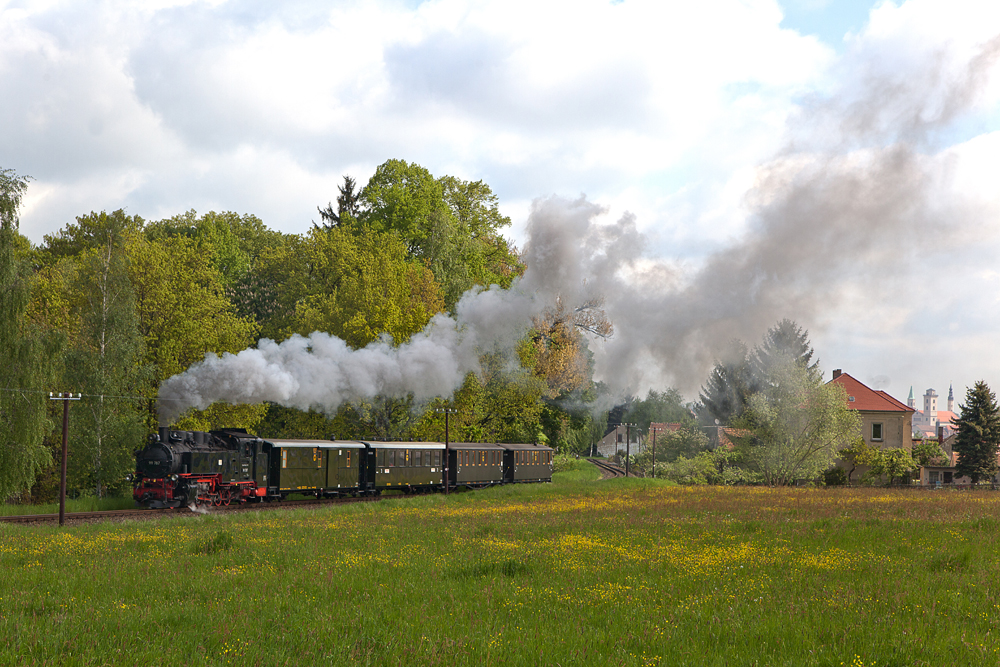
[872,423,884,442]
[435,451,442,467]
[388,450,395,467]
[414,450,422,467]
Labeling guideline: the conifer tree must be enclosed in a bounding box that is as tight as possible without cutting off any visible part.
[953,381,1000,484]
[696,340,759,425]
[752,319,820,383]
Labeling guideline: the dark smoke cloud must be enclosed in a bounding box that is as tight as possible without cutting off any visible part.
[158,33,1000,422]
[583,33,1000,396]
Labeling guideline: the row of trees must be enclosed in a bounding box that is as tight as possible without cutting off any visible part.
[0,161,614,502]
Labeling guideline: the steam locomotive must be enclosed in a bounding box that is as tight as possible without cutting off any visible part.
[132,427,554,508]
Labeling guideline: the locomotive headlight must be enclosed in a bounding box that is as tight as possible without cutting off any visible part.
[170,474,178,481]
[126,474,133,482]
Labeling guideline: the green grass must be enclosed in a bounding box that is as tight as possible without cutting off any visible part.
[4,470,1000,665]
[0,495,135,515]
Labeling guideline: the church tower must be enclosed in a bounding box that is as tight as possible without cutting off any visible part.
[907,386,914,409]
[948,384,954,412]
[924,388,938,422]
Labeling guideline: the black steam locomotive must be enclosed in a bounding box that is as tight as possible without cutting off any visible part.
[132,427,554,508]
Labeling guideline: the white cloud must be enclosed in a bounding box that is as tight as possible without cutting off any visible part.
[2,0,1000,400]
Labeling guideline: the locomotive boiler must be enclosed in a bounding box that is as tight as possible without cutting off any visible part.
[132,427,264,508]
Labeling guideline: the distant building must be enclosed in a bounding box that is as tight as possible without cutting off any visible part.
[908,385,958,439]
[917,431,1000,486]
[597,424,644,458]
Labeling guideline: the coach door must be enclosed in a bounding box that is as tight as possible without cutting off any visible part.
[254,443,269,492]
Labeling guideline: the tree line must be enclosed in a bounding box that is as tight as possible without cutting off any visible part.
[2,161,631,502]
[5,160,998,502]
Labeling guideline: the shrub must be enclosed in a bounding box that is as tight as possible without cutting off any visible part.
[823,467,848,486]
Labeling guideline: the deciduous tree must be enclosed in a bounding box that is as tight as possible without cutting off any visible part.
[61,212,149,496]
[732,355,860,486]
[283,226,444,348]
[912,440,949,467]
[862,448,916,486]
[0,168,62,499]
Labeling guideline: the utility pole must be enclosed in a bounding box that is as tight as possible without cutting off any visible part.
[435,407,458,495]
[49,392,81,526]
[649,424,666,480]
[621,422,637,477]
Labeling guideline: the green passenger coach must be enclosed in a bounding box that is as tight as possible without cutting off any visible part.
[267,439,366,498]
[499,443,554,483]
[448,442,505,489]
[361,441,446,493]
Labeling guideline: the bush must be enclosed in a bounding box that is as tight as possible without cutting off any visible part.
[823,467,848,486]
[552,453,580,473]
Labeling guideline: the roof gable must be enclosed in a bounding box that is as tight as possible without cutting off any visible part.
[828,373,915,413]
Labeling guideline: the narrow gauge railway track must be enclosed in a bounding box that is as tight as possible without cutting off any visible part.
[0,493,388,526]
[587,458,629,478]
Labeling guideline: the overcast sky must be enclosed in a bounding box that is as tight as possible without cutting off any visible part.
[3,0,1000,404]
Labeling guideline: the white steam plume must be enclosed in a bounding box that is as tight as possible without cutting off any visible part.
[159,32,1000,423]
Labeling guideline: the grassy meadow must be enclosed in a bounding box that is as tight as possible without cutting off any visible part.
[4,463,1000,666]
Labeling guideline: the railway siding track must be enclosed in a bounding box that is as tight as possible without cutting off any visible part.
[587,458,629,478]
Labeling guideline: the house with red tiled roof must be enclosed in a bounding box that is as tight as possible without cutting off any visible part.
[829,370,916,453]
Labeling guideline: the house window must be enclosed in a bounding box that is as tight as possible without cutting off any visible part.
[871,423,883,441]
[617,434,623,443]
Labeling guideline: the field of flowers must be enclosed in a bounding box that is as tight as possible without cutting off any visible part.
[4,463,1000,666]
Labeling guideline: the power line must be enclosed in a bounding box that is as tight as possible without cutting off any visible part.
[0,387,168,401]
